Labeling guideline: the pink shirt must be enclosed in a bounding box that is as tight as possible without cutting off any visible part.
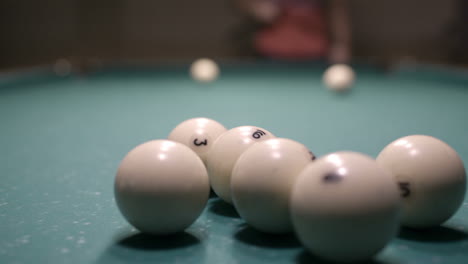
[254,0,328,59]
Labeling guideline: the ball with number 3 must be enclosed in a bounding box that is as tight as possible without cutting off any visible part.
[168,118,227,165]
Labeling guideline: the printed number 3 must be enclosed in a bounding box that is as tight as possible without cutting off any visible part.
[193,138,208,146]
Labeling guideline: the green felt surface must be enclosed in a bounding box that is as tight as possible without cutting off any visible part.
[1,63,467,264]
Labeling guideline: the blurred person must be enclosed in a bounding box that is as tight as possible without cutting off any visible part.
[236,0,351,63]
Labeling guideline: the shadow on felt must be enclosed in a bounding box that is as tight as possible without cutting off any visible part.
[295,249,391,264]
[398,226,468,242]
[208,198,240,218]
[234,224,301,248]
[209,188,217,198]
[96,229,205,263]
[116,231,201,250]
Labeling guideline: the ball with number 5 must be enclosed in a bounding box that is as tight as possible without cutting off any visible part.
[168,118,227,165]
[206,126,275,204]
[377,135,466,228]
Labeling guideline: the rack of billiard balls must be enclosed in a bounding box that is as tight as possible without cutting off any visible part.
[114,117,466,262]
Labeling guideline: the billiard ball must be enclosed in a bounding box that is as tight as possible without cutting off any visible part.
[376,135,466,228]
[206,126,275,204]
[53,58,72,77]
[231,138,315,233]
[290,152,401,262]
[323,64,355,92]
[190,58,219,83]
[114,140,209,235]
[168,117,227,164]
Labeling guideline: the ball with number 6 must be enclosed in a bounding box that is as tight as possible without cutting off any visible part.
[377,135,466,228]
[206,126,275,204]
[168,118,227,165]
[231,138,315,233]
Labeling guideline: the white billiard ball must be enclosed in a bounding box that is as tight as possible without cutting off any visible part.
[53,58,73,76]
[290,152,401,262]
[231,138,315,233]
[190,58,219,83]
[323,64,355,92]
[206,126,275,204]
[114,140,209,235]
[168,117,227,164]
[377,135,466,228]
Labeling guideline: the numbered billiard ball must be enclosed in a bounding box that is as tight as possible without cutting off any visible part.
[168,117,227,165]
[114,140,210,235]
[290,152,401,262]
[206,126,275,204]
[323,64,355,92]
[190,58,219,83]
[231,138,315,233]
[377,135,466,228]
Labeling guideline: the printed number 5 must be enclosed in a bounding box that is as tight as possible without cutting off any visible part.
[398,182,411,198]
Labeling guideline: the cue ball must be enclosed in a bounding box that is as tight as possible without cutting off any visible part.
[114,140,209,235]
[190,58,219,83]
[377,135,466,228]
[323,64,355,92]
[168,117,227,164]
[231,138,315,233]
[206,126,275,204]
[290,152,401,262]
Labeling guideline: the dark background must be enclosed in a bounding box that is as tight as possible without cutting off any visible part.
[1,0,467,70]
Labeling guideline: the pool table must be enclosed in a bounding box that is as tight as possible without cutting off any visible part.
[1,62,467,264]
